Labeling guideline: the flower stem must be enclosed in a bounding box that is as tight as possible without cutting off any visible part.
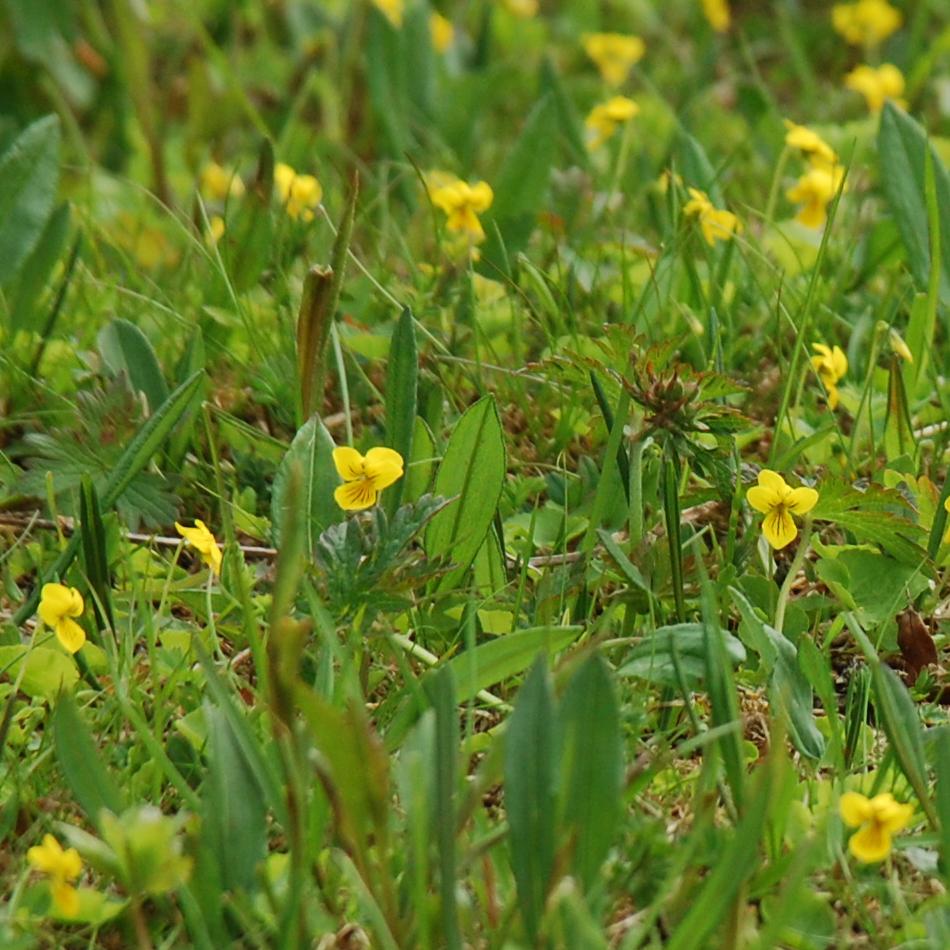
[773,517,812,635]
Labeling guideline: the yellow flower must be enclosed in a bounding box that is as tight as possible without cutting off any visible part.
[175,520,223,575]
[943,496,950,545]
[832,0,902,47]
[37,583,85,654]
[430,12,454,53]
[274,162,323,222]
[811,343,848,409]
[207,215,226,244]
[585,95,639,150]
[786,165,845,229]
[702,0,731,33]
[582,33,646,87]
[27,834,83,917]
[839,792,913,862]
[844,63,906,113]
[783,120,838,168]
[501,0,538,18]
[746,469,819,550]
[429,177,494,243]
[682,187,743,246]
[371,0,404,28]
[332,446,404,511]
[200,162,245,201]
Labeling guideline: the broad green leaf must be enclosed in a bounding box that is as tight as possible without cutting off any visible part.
[730,589,825,760]
[479,95,558,276]
[271,415,341,550]
[0,114,61,286]
[444,624,582,703]
[559,655,623,890]
[0,646,78,701]
[404,416,436,502]
[385,306,418,514]
[617,623,746,688]
[98,318,169,415]
[201,704,267,893]
[52,693,125,828]
[878,103,950,306]
[425,395,506,591]
[7,201,70,334]
[505,658,557,942]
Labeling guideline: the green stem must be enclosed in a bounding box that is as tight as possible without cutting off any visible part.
[763,145,791,231]
[773,517,812,635]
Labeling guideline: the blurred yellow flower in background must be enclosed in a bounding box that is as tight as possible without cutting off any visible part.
[839,792,913,862]
[582,33,646,86]
[844,63,906,113]
[682,188,742,246]
[430,12,454,53]
[702,0,731,33]
[585,95,639,149]
[786,165,845,228]
[371,0,404,28]
[501,0,539,18]
[784,120,838,168]
[38,583,85,654]
[429,176,494,242]
[275,162,323,221]
[200,162,245,201]
[27,834,83,917]
[811,343,848,409]
[832,0,902,47]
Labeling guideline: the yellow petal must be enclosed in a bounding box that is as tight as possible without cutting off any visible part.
[332,446,365,481]
[872,794,914,834]
[468,181,494,213]
[757,469,790,496]
[28,835,64,873]
[334,479,378,511]
[746,485,779,513]
[51,881,80,917]
[831,345,848,379]
[785,486,818,515]
[363,447,404,491]
[839,791,873,828]
[826,384,840,410]
[848,823,892,863]
[56,617,86,654]
[38,584,84,625]
[762,507,798,550]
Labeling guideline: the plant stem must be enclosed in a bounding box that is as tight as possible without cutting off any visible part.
[773,518,812,635]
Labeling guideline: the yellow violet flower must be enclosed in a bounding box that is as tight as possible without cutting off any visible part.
[746,470,818,550]
[682,187,742,246]
[501,0,538,18]
[175,519,223,575]
[786,165,845,229]
[430,177,494,243]
[38,583,85,654]
[839,792,913,862]
[811,343,848,410]
[200,162,245,201]
[831,0,902,47]
[332,446,404,511]
[27,834,83,917]
[371,0,404,28]
[582,33,646,87]
[430,12,454,53]
[702,0,731,33]
[585,95,639,150]
[844,63,906,114]
[274,162,323,222]
[783,120,838,169]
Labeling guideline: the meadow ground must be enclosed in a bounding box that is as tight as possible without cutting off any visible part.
[2,0,950,946]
